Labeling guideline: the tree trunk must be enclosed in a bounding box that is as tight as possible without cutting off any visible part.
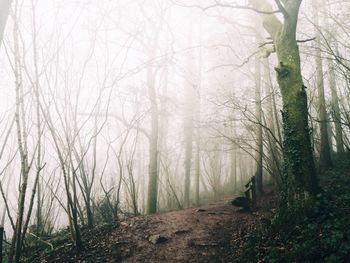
[254,51,264,195]
[251,0,318,199]
[314,1,332,171]
[194,21,202,206]
[183,85,195,208]
[329,60,344,153]
[194,90,201,206]
[195,137,200,205]
[10,9,30,262]
[183,135,193,208]
[146,67,159,214]
[0,226,3,263]
[327,43,344,153]
[230,146,237,192]
[263,57,282,185]
[229,123,237,193]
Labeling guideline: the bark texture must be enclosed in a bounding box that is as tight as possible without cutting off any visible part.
[250,0,318,200]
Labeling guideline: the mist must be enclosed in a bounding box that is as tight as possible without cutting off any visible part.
[0,0,350,262]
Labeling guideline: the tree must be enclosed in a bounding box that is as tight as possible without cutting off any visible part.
[328,55,344,154]
[313,0,332,171]
[263,57,283,185]
[0,1,12,260]
[183,41,196,208]
[9,5,34,261]
[324,1,345,154]
[254,42,263,195]
[250,0,318,200]
[146,61,160,214]
[140,2,169,214]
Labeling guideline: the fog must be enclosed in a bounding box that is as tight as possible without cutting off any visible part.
[0,0,349,250]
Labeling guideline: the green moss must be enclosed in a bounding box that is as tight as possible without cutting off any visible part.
[275,62,291,80]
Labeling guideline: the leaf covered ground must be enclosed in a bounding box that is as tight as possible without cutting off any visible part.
[28,157,350,263]
[32,194,277,263]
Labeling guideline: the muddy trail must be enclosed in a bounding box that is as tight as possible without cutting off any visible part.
[39,193,277,263]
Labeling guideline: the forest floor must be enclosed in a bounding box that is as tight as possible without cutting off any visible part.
[38,192,277,263]
[240,156,350,262]
[31,156,350,262]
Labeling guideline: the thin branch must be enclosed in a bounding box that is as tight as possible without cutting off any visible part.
[172,0,281,15]
[274,0,288,18]
[258,37,316,48]
[208,49,261,71]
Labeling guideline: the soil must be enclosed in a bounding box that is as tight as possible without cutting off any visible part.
[39,193,277,263]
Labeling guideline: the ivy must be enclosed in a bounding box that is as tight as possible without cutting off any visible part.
[240,155,350,262]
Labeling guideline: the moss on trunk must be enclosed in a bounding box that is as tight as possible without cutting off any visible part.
[250,0,318,201]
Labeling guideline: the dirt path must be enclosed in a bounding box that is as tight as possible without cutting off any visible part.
[41,194,277,263]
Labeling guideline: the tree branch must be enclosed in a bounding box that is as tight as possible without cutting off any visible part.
[274,0,288,18]
[172,0,281,15]
[258,37,316,48]
[249,0,283,39]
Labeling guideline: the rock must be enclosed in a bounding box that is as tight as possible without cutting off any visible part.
[231,197,251,212]
[231,197,250,208]
[148,234,168,244]
[174,229,190,235]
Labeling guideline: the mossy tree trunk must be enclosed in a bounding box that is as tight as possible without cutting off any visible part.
[250,0,318,199]
[0,226,3,263]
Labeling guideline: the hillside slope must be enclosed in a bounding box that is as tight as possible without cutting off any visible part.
[241,156,350,262]
[38,194,277,263]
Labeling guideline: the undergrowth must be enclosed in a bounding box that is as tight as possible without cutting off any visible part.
[241,155,350,263]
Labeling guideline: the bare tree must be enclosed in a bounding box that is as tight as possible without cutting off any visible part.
[254,44,263,195]
[313,0,332,171]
